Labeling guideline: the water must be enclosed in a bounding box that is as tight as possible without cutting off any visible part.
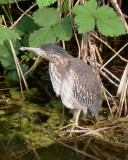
[0,88,128,160]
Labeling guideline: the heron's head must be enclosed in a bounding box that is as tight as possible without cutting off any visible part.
[20,43,71,61]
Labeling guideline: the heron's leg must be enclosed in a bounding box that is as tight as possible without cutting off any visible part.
[72,109,81,124]
[59,109,81,130]
[69,109,81,136]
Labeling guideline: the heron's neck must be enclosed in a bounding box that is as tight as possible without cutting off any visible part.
[49,56,70,66]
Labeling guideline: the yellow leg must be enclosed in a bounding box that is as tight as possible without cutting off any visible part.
[59,109,81,137]
[69,109,81,136]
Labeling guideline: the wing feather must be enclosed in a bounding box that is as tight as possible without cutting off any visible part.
[69,59,101,115]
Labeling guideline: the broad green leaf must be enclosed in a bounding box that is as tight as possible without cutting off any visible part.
[74,15,95,33]
[92,5,117,19]
[0,27,19,45]
[6,64,29,81]
[72,5,89,14]
[72,0,97,14]
[85,0,97,13]
[0,40,21,69]
[29,27,56,47]
[97,17,125,36]
[53,17,72,40]
[36,0,56,8]
[13,16,39,36]
[72,0,97,33]
[3,64,16,70]
[0,0,20,4]
[33,8,60,27]
[22,34,29,46]
[6,70,19,81]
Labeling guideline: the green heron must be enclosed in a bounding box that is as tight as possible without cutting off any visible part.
[20,44,102,132]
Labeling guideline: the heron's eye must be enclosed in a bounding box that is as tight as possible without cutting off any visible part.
[45,51,48,54]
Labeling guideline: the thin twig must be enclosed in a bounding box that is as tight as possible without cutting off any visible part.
[24,56,40,75]
[86,57,120,86]
[10,3,37,29]
[91,33,128,63]
[100,70,119,87]
[49,135,101,160]
[14,0,32,18]
[9,41,29,90]
[99,42,128,71]
[94,43,103,64]
[9,41,24,97]
[102,86,113,114]
[103,86,118,109]
[27,134,41,160]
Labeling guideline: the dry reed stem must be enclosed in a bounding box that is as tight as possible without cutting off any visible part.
[100,42,128,71]
[91,33,128,63]
[9,41,29,91]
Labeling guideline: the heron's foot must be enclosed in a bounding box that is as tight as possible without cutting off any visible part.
[59,119,79,137]
[69,119,79,137]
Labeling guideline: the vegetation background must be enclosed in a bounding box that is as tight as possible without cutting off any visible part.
[0,0,128,160]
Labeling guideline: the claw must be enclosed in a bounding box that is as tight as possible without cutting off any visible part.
[59,109,81,137]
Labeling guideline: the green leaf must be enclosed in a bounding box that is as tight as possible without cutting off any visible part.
[92,5,116,19]
[36,0,56,8]
[53,17,72,40]
[29,27,56,47]
[21,52,35,62]
[0,40,21,69]
[97,17,125,36]
[0,27,19,45]
[72,0,126,36]
[85,0,97,13]
[74,14,95,33]
[72,0,97,33]
[13,16,40,36]
[72,0,97,14]
[6,70,19,81]
[0,0,20,4]
[93,5,125,36]
[6,64,29,82]
[33,8,60,27]
[22,34,29,46]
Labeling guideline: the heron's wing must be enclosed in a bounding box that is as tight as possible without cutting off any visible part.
[70,59,101,115]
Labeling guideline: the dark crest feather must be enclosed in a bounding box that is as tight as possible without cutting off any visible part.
[40,43,71,58]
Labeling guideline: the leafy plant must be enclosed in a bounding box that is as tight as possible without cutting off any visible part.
[0,0,126,86]
[29,8,72,47]
[0,27,19,45]
[0,40,20,69]
[0,0,20,4]
[72,0,125,36]
[36,0,56,8]
[6,64,29,85]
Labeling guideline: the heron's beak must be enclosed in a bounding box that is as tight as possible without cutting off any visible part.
[20,47,48,59]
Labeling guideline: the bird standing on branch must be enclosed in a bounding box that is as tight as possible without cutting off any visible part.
[20,44,102,134]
